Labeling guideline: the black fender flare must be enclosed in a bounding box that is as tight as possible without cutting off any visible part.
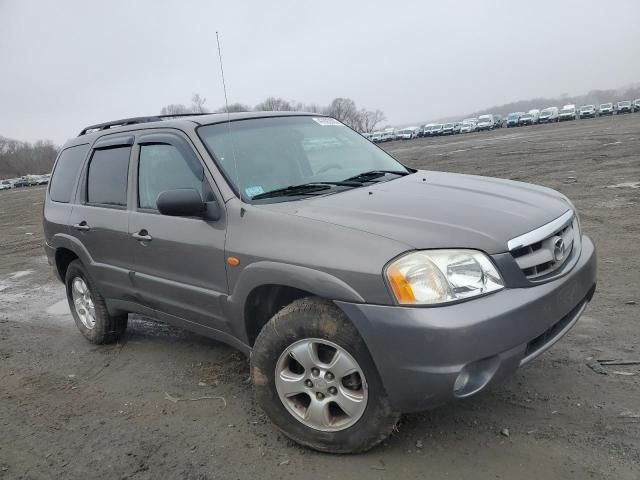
[225,261,365,343]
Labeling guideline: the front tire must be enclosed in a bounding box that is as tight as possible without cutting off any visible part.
[65,260,127,344]
[251,297,399,453]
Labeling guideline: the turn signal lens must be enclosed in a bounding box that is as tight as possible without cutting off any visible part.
[387,264,416,303]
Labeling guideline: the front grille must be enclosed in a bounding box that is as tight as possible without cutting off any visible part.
[508,211,579,280]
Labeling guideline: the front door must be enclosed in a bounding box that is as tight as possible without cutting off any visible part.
[127,131,229,333]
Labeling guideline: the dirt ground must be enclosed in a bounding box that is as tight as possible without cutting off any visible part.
[1,115,639,479]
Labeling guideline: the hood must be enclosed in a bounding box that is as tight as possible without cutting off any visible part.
[261,171,571,254]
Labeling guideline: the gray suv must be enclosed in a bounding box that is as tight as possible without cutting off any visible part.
[43,112,597,453]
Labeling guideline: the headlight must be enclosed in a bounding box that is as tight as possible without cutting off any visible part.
[385,250,504,305]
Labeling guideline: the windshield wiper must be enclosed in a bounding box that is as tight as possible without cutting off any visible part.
[251,182,360,200]
[342,169,410,183]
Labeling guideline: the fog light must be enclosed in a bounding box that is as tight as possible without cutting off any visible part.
[453,369,471,394]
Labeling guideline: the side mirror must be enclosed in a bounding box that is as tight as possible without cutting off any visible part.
[156,189,206,217]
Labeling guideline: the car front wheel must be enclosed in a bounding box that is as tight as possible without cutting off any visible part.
[251,297,399,453]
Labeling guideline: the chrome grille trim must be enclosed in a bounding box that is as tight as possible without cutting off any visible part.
[507,210,573,251]
[508,210,578,280]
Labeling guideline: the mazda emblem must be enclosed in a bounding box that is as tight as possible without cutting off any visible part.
[553,237,566,262]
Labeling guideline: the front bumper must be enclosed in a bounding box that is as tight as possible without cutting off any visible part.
[336,235,596,413]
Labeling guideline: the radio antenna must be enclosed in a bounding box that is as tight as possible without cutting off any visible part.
[215,31,241,198]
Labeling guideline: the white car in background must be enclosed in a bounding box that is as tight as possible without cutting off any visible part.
[538,107,559,123]
[460,121,477,133]
[382,129,396,142]
[423,123,437,136]
[476,114,495,131]
[396,128,416,140]
[559,104,577,121]
[598,103,614,116]
[579,105,597,119]
[519,109,540,126]
[371,131,383,142]
[0,180,13,190]
[430,124,444,136]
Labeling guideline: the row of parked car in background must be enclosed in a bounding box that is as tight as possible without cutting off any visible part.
[0,173,50,190]
[365,98,640,142]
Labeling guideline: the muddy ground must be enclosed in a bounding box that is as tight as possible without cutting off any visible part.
[1,115,639,479]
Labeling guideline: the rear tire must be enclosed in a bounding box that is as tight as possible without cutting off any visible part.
[251,297,399,453]
[65,260,127,344]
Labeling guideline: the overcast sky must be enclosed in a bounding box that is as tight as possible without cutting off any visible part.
[1,0,639,144]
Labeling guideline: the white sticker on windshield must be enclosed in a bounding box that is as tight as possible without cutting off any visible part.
[245,185,265,197]
[312,117,343,126]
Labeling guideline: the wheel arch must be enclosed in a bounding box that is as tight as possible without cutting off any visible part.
[227,261,365,346]
[50,234,94,281]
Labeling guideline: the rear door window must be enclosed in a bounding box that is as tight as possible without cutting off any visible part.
[49,144,89,203]
[86,147,131,206]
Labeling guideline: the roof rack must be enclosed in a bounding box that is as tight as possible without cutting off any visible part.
[78,113,210,136]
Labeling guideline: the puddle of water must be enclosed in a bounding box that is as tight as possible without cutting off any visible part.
[9,270,33,280]
[47,298,70,315]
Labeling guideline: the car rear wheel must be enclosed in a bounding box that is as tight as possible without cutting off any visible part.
[251,297,399,453]
[65,260,127,344]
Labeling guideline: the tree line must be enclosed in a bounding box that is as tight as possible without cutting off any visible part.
[0,137,58,179]
[160,94,386,133]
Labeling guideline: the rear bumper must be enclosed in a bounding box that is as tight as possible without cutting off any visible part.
[336,235,596,413]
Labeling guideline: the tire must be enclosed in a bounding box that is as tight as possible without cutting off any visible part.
[251,297,399,453]
[65,259,127,344]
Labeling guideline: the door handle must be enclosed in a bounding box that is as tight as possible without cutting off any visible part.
[132,230,152,242]
[73,221,90,231]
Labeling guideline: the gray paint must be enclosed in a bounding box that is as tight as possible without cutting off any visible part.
[262,170,571,255]
[43,113,597,412]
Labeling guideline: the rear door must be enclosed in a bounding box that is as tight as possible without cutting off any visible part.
[127,130,229,333]
[68,135,134,301]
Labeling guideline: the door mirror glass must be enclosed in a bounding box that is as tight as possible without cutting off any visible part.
[157,189,205,217]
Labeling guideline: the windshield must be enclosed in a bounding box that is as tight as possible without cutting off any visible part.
[619,101,630,106]
[478,116,491,121]
[561,107,574,112]
[507,113,519,119]
[198,116,408,201]
[444,123,454,128]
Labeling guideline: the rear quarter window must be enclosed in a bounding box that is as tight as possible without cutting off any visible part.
[49,144,90,203]
[87,147,131,206]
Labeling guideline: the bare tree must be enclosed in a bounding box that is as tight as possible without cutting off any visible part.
[254,97,293,111]
[324,98,364,130]
[0,136,59,178]
[191,93,209,113]
[216,102,251,113]
[360,109,386,133]
[160,104,190,115]
[159,95,388,132]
